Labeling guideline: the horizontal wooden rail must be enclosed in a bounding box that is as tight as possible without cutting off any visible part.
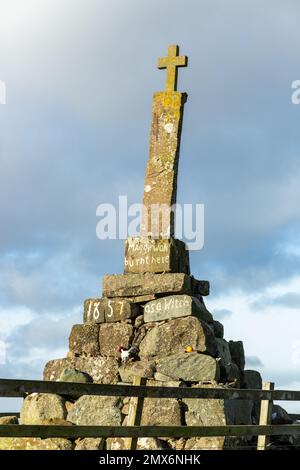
[0,424,300,439]
[1,378,300,401]
[0,413,20,418]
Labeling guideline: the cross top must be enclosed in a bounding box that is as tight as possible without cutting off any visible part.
[157,45,187,92]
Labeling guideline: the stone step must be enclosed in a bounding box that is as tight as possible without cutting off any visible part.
[102,273,209,298]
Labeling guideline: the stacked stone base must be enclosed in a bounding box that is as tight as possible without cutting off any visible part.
[0,262,296,450]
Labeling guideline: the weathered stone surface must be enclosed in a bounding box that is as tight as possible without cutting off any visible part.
[118,360,155,383]
[242,369,263,423]
[184,436,247,450]
[243,370,262,389]
[75,438,104,450]
[215,338,240,383]
[121,294,157,304]
[272,405,293,425]
[103,273,209,298]
[213,320,224,338]
[83,298,105,323]
[104,438,127,450]
[84,298,140,323]
[184,383,252,430]
[69,324,100,356]
[37,418,72,426]
[124,237,189,274]
[67,396,122,426]
[137,438,168,450]
[44,356,119,384]
[185,437,225,450]
[0,437,73,450]
[140,91,187,238]
[167,438,186,450]
[59,368,92,383]
[229,340,245,370]
[107,437,167,450]
[20,394,67,425]
[156,353,219,382]
[192,278,210,296]
[224,362,241,385]
[154,371,175,381]
[134,314,144,328]
[139,316,217,358]
[0,416,18,424]
[216,338,231,363]
[137,379,183,426]
[141,397,181,426]
[144,294,213,324]
[99,323,134,357]
[147,379,184,388]
[65,401,74,414]
[226,400,253,425]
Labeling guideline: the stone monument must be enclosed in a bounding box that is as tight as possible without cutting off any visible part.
[3,45,293,451]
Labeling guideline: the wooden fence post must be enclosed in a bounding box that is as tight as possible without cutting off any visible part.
[257,381,274,450]
[125,376,146,450]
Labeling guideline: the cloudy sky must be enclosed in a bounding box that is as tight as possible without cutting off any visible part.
[1,0,300,412]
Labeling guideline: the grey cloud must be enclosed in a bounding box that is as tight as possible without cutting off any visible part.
[251,292,300,311]
[6,312,81,355]
[212,308,233,320]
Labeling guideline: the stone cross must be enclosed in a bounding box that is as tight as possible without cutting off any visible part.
[157,44,187,92]
[140,45,188,238]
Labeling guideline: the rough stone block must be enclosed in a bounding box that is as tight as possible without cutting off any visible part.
[83,298,105,323]
[143,294,213,323]
[272,405,293,425]
[75,438,104,450]
[118,360,155,383]
[59,368,92,383]
[84,297,140,323]
[229,340,245,370]
[243,369,263,423]
[0,437,73,450]
[69,324,100,356]
[107,437,167,450]
[0,416,18,425]
[99,322,134,357]
[184,384,227,427]
[140,380,182,426]
[121,294,157,304]
[192,278,210,296]
[156,352,220,382]
[44,356,120,384]
[67,396,122,426]
[102,273,209,298]
[139,316,217,358]
[215,338,240,383]
[20,394,67,425]
[243,369,262,389]
[183,383,252,449]
[213,320,224,338]
[124,237,189,274]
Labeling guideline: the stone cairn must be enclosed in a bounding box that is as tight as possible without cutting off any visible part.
[1,45,294,451]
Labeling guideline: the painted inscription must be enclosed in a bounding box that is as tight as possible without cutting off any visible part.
[84,298,140,323]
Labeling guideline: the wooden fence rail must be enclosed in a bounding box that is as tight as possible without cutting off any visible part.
[0,424,300,439]
[1,378,300,401]
[0,377,299,450]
